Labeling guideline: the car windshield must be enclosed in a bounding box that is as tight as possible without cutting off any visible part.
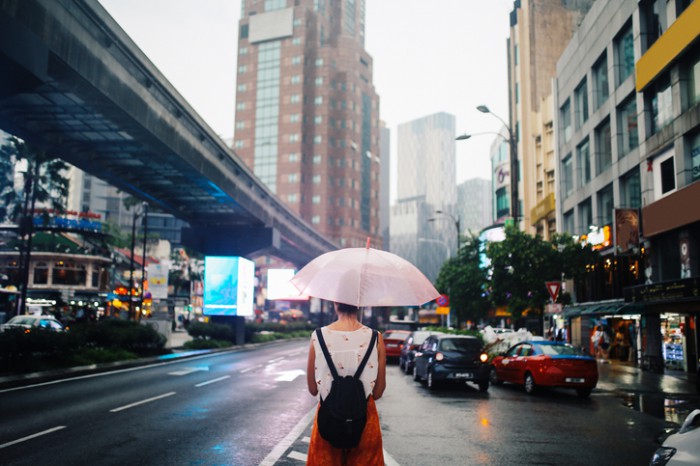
[537,344,585,356]
[439,338,480,352]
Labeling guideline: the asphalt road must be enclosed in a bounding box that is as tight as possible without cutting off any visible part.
[0,340,687,465]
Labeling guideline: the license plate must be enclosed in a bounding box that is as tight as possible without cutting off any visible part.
[565,377,585,383]
[387,344,397,348]
[455,372,473,379]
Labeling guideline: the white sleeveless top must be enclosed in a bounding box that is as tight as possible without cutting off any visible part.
[311,326,379,401]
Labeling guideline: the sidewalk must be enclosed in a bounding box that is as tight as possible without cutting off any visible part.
[596,358,698,396]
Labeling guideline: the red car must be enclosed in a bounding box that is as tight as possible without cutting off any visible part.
[383,330,411,361]
[490,340,598,397]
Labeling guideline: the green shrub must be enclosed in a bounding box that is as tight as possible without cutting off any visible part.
[186,321,235,342]
[72,320,166,354]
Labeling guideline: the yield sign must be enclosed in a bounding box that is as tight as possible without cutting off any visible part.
[545,282,561,302]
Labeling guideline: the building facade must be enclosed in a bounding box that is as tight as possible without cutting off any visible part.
[379,122,390,251]
[233,0,381,249]
[390,112,457,282]
[457,178,492,237]
[554,0,700,374]
[508,0,595,233]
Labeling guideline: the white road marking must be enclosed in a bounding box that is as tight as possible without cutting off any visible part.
[268,357,285,363]
[258,406,316,466]
[0,426,66,449]
[274,369,306,382]
[384,448,401,466]
[195,376,231,387]
[168,365,209,376]
[287,450,307,462]
[109,392,176,413]
[301,436,310,443]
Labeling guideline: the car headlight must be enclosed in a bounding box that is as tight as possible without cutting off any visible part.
[650,447,676,466]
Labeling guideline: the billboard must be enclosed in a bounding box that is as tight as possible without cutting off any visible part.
[267,268,309,301]
[203,256,255,316]
[147,263,169,300]
[479,224,506,271]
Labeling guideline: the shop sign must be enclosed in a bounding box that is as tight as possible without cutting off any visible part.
[614,209,639,253]
[624,277,700,303]
[580,225,612,251]
[545,303,563,314]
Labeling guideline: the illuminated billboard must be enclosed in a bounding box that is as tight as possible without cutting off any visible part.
[203,256,255,316]
[267,268,309,301]
[479,224,506,271]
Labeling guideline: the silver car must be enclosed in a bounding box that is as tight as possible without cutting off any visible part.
[650,409,700,466]
[0,315,66,332]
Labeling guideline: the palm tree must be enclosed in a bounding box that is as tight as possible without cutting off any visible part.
[0,136,70,314]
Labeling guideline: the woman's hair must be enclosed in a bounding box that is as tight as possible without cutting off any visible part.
[336,302,360,315]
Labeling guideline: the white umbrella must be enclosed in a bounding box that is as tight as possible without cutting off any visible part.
[290,247,440,307]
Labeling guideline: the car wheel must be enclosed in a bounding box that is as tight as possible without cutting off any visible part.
[412,365,421,382]
[524,372,536,395]
[576,388,592,398]
[478,380,489,392]
[489,366,503,385]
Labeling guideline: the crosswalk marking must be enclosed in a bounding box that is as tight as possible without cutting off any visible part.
[287,451,307,462]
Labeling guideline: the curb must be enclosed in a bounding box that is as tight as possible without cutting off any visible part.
[0,337,307,391]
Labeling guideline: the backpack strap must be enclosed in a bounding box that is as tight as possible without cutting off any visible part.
[354,330,377,380]
[315,328,377,381]
[316,328,339,380]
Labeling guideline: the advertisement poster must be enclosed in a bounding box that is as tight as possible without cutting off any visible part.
[203,256,255,316]
[267,268,308,300]
[147,263,169,300]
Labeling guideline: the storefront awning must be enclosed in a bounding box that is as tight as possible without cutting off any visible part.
[563,300,642,318]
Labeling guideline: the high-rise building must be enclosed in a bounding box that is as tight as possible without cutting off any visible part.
[233,0,381,249]
[379,122,390,251]
[391,112,457,282]
[507,0,595,234]
[457,178,492,237]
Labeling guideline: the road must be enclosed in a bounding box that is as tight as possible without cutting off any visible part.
[0,340,687,465]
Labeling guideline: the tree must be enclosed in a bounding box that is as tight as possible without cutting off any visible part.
[435,233,490,326]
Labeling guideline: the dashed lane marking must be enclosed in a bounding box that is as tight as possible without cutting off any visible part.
[0,426,66,449]
[195,376,231,387]
[258,406,316,466]
[287,451,307,462]
[109,391,176,413]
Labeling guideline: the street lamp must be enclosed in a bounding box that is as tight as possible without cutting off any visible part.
[457,105,519,226]
[431,210,461,252]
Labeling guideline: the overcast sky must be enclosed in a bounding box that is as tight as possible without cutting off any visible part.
[99,0,512,200]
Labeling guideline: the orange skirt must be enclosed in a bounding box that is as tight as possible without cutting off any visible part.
[306,396,384,466]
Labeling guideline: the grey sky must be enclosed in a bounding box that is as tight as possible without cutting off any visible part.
[99,0,512,200]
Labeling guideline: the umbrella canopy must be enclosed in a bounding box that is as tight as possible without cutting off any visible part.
[290,247,439,307]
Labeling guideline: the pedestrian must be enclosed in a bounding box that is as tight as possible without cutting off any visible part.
[591,325,609,362]
[306,301,386,465]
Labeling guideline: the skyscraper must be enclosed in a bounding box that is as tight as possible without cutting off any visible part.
[233,0,381,249]
[391,112,457,282]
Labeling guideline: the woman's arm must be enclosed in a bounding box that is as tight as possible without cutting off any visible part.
[306,340,318,396]
[372,332,387,400]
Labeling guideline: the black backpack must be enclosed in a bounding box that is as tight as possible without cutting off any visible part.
[315,328,377,449]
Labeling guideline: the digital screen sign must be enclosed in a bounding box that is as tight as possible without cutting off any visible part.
[479,224,506,271]
[267,268,308,301]
[203,256,255,316]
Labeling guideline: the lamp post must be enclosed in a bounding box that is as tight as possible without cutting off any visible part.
[456,105,519,226]
[429,210,461,254]
[127,202,148,321]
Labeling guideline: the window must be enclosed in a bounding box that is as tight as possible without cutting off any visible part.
[314,96,323,105]
[597,184,614,227]
[292,37,302,45]
[560,99,572,143]
[315,77,324,86]
[238,65,247,74]
[315,58,324,67]
[290,94,301,103]
[688,51,700,106]
[239,46,248,56]
[618,96,639,156]
[314,116,323,124]
[287,194,298,203]
[650,73,673,132]
[288,173,299,182]
[291,56,302,65]
[235,121,245,130]
[620,168,641,208]
[237,84,247,93]
[652,149,676,199]
[312,215,320,224]
[691,132,700,182]
[578,198,593,234]
[562,153,574,198]
[563,210,575,234]
[314,135,323,144]
[236,102,246,110]
[289,134,300,142]
[615,23,635,85]
[574,79,589,129]
[313,154,322,164]
[595,119,612,174]
[577,139,591,187]
[33,262,48,284]
[289,114,301,123]
[312,195,321,204]
[52,261,86,286]
[593,53,609,109]
[312,175,321,184]
[291,75,301,84]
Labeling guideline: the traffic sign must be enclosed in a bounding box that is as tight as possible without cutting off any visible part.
[545,281,561,302]
[436,294,449,307]
[436,306,450,315]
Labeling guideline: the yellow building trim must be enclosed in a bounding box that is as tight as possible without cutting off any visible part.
[636,1,700,92]
[530,192,555,225]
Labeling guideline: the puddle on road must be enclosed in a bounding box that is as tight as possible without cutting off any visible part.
[618,392,699,425]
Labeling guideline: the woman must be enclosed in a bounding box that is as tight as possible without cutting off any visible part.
[306,302,386,465]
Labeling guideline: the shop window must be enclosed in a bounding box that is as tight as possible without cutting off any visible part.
[52,261,86,286]
[33,262,48,285]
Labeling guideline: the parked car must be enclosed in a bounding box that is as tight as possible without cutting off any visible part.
[412,334,490,391]
[383,330,411,361]
[650,409,700,465]
[399,329,443,374]
[0,314,66,333]
[490,340,597,397]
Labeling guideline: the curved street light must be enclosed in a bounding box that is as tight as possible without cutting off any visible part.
[457,105,519,226]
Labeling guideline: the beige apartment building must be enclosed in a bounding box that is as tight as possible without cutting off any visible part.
[507,0,595,237]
